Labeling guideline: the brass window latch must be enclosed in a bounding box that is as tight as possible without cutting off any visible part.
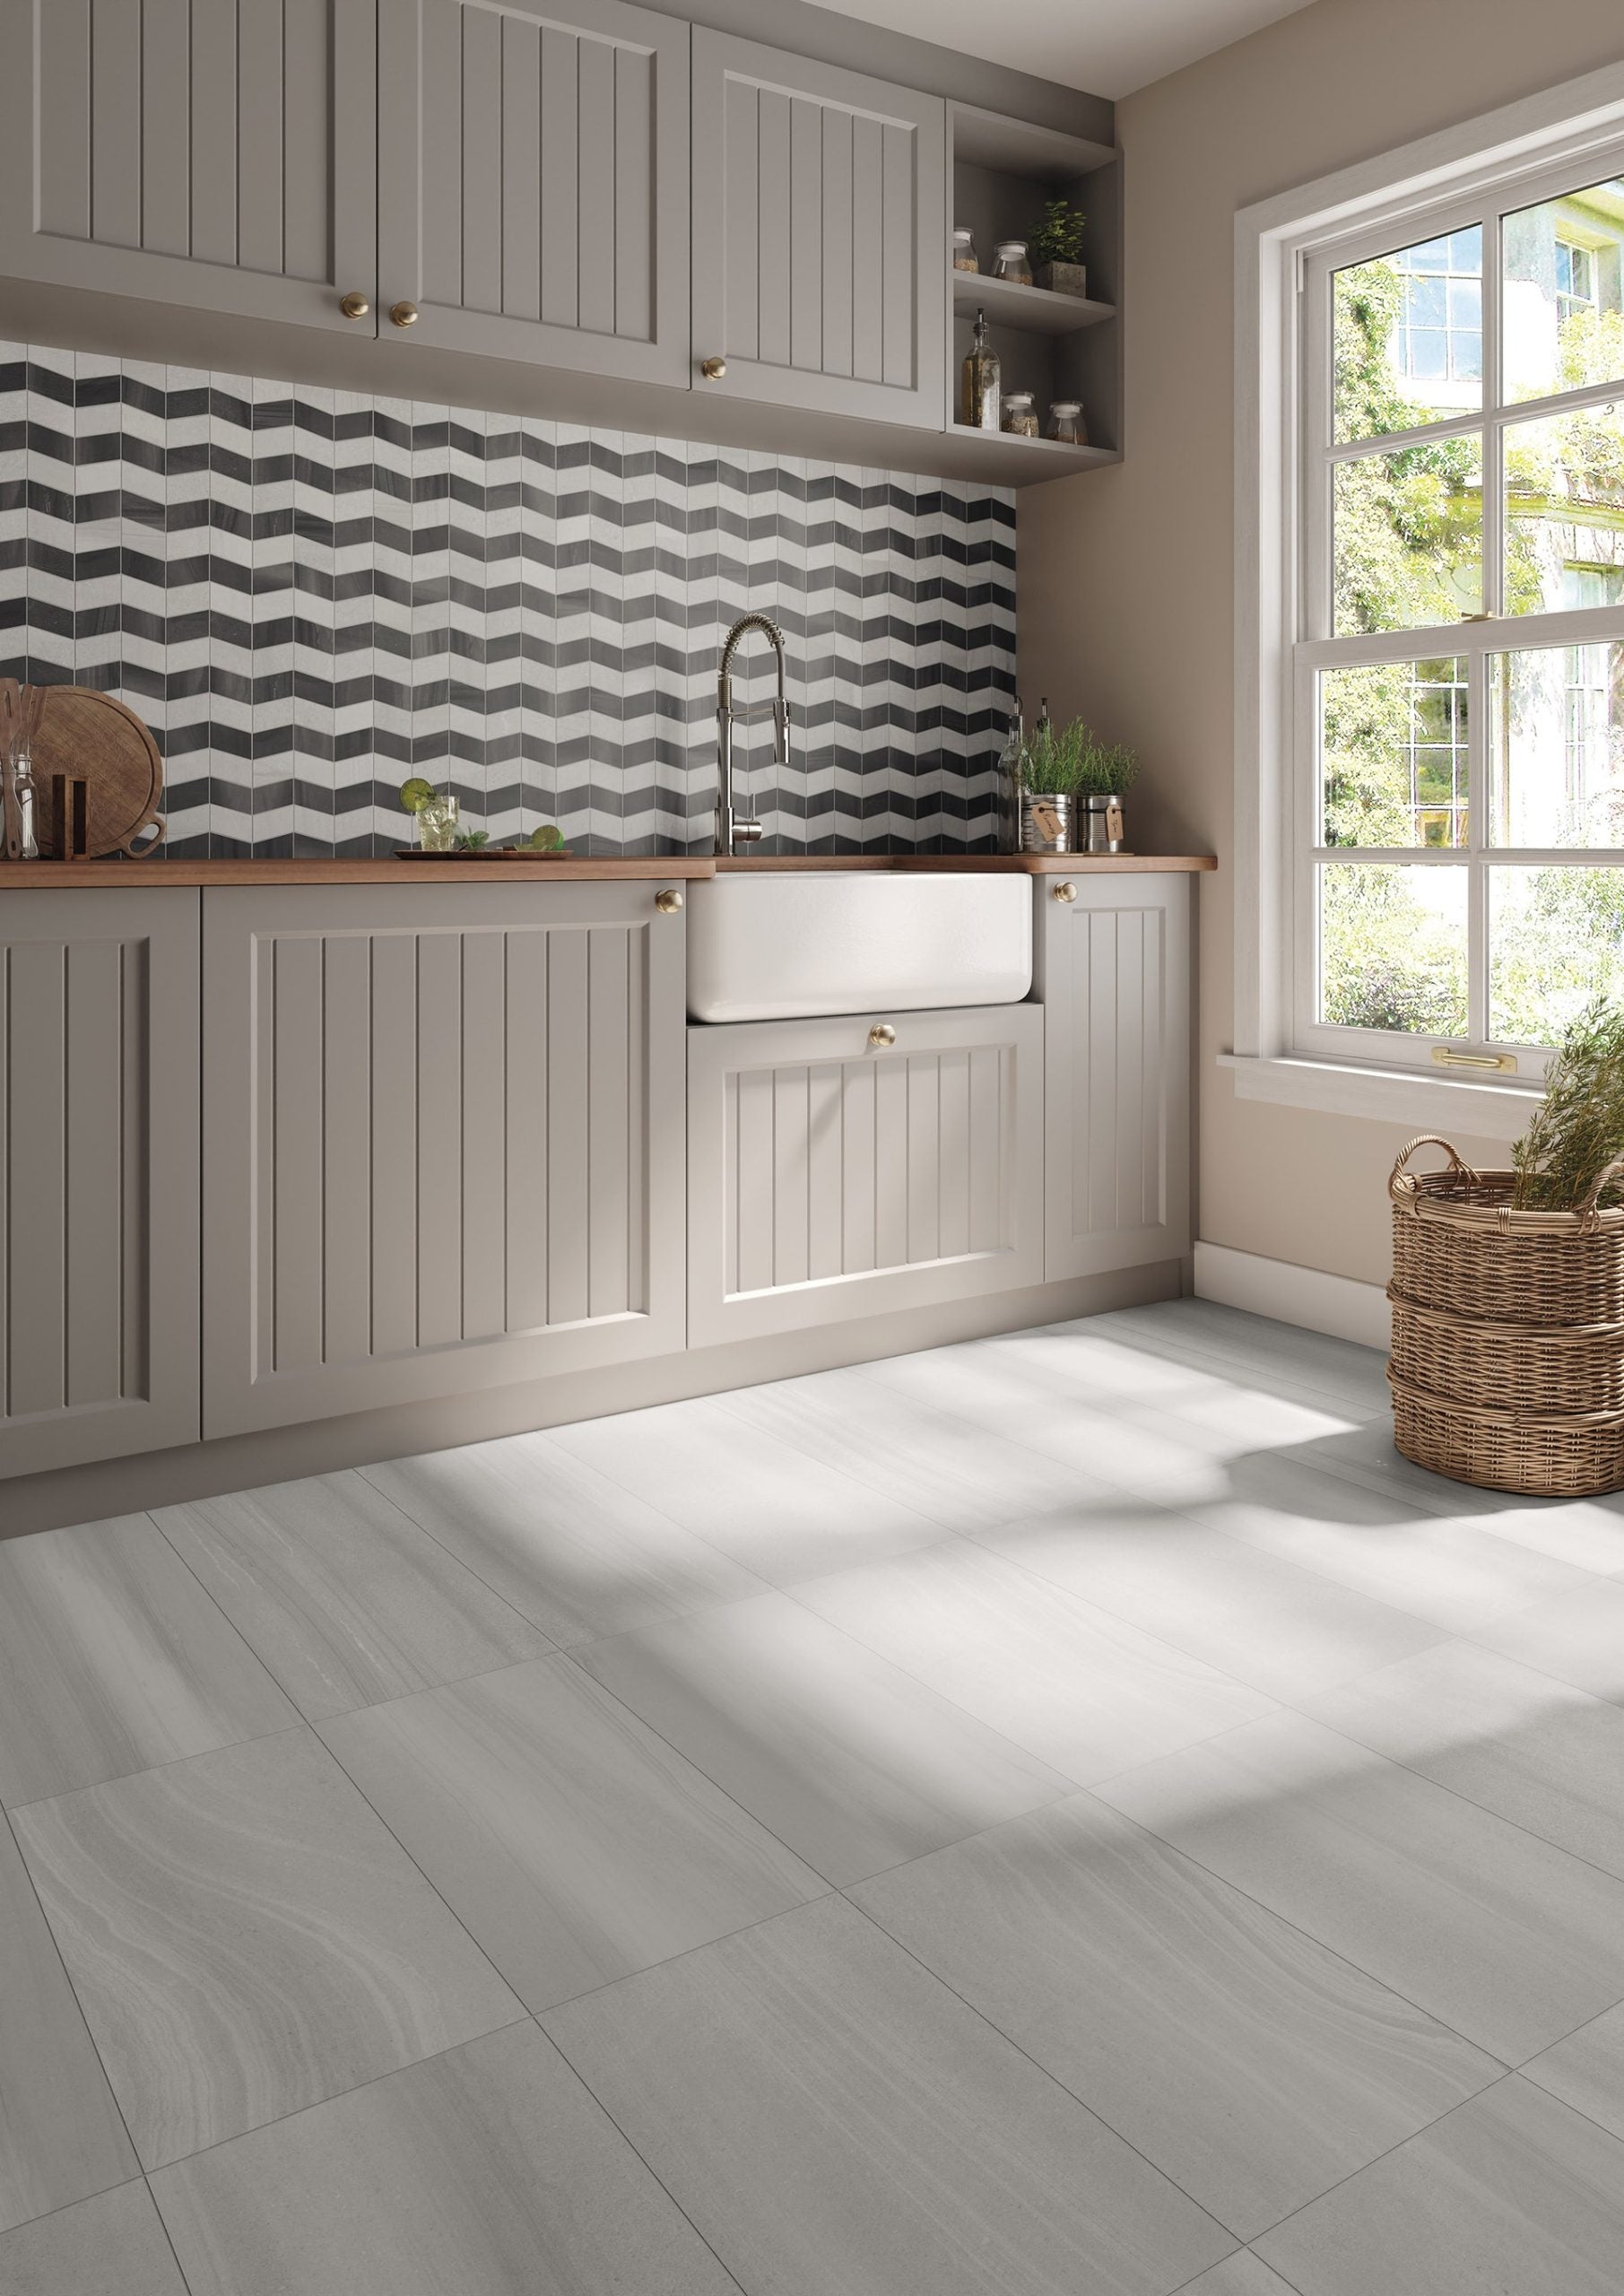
[1432,1045,1518,1074]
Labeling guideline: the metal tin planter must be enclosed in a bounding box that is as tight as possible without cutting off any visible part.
[1035,261,1088,299]
[1084,793,1125,853]
[1020,790,1076,853]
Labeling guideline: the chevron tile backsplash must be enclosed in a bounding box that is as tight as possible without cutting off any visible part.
[0,344,1016,857]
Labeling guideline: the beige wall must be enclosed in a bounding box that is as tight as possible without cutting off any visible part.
[1019,0,1624,1290]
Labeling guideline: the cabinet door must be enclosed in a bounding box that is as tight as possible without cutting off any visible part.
[688,1002,1042,1348]
[0,0,378,332]
[1040,875,1192,1281]
[691,29,946,426]
[202,883,686,1437]
[0,891,201,1481]
[377,0,690,381]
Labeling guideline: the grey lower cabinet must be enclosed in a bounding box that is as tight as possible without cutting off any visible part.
[690,29,946,425]
[377,0,690,380]
[1039,873,1192,1280]
[201,883,687,1438]
[687,1001,1044,1347]
[0,0,378,333]
[0,890,201,1480]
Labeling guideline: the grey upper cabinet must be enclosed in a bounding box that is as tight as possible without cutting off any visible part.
[201,883,687,1438]
[1039,874,1193,1282]
[0,891,201,1481]
[0,0,378,332]
[377,0,690,381]
[690,29,946,427]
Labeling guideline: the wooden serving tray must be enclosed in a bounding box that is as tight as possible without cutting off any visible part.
[28,686,165,857]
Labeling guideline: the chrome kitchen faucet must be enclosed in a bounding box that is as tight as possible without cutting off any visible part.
[716,613,789,856]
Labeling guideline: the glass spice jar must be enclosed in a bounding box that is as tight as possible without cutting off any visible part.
[1046,400,1087,445]
[951,227,979,274]
[1001,391,1038,438]
[992,239,1032,285]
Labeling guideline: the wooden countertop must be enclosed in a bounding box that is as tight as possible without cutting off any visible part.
[0,852,1217,890]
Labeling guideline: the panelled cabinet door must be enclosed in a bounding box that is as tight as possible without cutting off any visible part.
[0,0,378,331]
[687,1002,1042,1348]
[691,29,946,426]
[1040,875,1192,1281]
[377,0,690,381]
[201,884,686,1437]
[0,891,201,1481]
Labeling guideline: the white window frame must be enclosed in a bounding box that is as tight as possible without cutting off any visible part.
[1229,59,1624,1131]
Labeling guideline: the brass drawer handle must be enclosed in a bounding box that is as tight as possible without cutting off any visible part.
[1052,880,1077,902]
[869,1022,896,1049]
[655,887,684,914]
[338,291,370,319]
[390,300,420,328]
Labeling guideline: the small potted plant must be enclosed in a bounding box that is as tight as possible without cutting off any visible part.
[1073,729,1140,852]
[1018,716,1085,852]
[1028,196,1088,299]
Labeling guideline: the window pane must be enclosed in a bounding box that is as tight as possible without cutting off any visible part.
[1489,641,1624,845]
[1321,659,1468,847]
[1504,402,1624,615]
[1333,438,1482,634]
[1319,863,1468,1033]
[1503,177,1624,402]
[1333,227,1482,441]
[1489,866,1624,1042]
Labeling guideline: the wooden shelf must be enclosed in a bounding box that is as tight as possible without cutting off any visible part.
[952,269,1114,335]
[947,424,1117,478]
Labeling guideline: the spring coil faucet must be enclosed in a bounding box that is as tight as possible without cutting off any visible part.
[716,613,790,856]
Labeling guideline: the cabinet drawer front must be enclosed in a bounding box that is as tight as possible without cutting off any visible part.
[203,885,685,1435]
[1041,877,1192,1280]
[0,891,201,1480]
[691,29,946,427]
[378,0,690,382]
[0,0,377,327]
[688,1004,1042,1346]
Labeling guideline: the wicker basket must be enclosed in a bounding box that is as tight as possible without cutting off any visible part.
[1387,1134,1624,1495]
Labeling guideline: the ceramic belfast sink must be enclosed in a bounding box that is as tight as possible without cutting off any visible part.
[686,871,1033,1022]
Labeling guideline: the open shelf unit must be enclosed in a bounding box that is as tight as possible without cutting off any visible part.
[946,100,1123,473]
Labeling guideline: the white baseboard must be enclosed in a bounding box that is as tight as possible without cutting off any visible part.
[1193,1239,1388,1351]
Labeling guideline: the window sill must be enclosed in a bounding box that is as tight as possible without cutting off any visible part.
[1218,1050,1543,1135]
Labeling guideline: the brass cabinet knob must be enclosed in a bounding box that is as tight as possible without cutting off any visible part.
[338,291,370,319]
[1053,880,1078,902]
[699,356,726,379]
[390,300,420,328]
[868,1022,897,1049]
[655,887,684,914]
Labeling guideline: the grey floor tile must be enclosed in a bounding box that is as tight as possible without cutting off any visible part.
[151,2020,738,2296]
[1523,2002,1624,2142]
[1302,1639,1624,1881]
[853,1795,1498,2240]
[1432,1494,1624,1578]
[543,1894,1232,2296]
[1255,2075,1624,2296]
[549,1393,948,1584]
[977,1501,1444,1703]
[319,1652,825,2012]
[1096,1709,1624,2065]
[1173,2257,1301,2296]
[0,2183,186,2296]
[1304,1419,1529,1519]
[0,1515,296,1807]
[0,1817,136,2234]
[360,1431,766,1646]
[156,1472,551,1721]
[1189,1467,1597,1632]
[1081,1300,1394,1417]
[1468,1579,1624,1704]
[711,1363,1090,1534]
[575,1590,1071,1885]
[789,1540,1276,1787]
[13,1729,523,2169]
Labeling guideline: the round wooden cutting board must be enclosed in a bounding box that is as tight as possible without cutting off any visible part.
[27,686,166,858]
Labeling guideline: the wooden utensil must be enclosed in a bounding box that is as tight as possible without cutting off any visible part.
[24,685,166,858]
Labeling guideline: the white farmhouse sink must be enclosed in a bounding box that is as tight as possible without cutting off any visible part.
[686,870,1032,1022]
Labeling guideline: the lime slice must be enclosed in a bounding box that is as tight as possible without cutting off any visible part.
[527,823,565,851]
[399,777,435,814]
